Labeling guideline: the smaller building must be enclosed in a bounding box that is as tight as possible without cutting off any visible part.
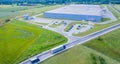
[17,3,36,6]
[23,14,33,20]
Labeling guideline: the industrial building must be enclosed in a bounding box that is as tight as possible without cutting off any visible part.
[44,4,102,21]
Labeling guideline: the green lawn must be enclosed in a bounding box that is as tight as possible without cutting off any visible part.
[40,45,120,64]
[83,28,120,62]
[38,14,44,18]
[107,5,120,19]
[1,4,120,64]
[35,22,48,25]
[49,21,64,28]
[114,5,120,10]
[64,21,88,32]
[0,19,67,64]
[101,18,111,22]
[76,7,120,62]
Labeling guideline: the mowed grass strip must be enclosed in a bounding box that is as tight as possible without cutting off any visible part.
[114,5,120,10]
[40,45,120,64]
[64,21,88,32]
[83,28,120,62]
[0,20,67,64]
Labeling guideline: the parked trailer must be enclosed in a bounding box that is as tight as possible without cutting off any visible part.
[51,45,66,54]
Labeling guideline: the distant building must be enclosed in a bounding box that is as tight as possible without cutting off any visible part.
[23,14,33,20]
[17,3,36,6]
[44,4,102,21]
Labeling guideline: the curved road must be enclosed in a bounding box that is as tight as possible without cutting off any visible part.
[20,22,120,64]
[20,5,120,64]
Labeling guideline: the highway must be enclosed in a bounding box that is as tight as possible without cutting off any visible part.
[20,23,120,64]
[20,5,120,64]
[65,23,120,48]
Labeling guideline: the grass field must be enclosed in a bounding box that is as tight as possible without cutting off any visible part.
[101,18,111,22]
[0,5,63,19]
[0,19,67,64]
[64,21,88,32]
[83,28,120,62]
[40,45,120,64]
[82,5,120,63]
[1,4,120,64]
[114,5,120,10]
[0,5,42,18]
[107,5,120,19]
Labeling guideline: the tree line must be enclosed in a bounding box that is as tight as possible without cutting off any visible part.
[0,0,120,5]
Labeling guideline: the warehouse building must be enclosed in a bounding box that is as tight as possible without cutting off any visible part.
[44,4,102,21]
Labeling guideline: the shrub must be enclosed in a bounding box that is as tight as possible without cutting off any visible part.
[5,19,11,23]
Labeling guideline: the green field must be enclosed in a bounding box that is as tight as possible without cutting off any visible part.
[40,27,120,64]
[0,4,63,27]
[40,45,120,64]
[0,5,63,19]
[114,4,120,10]
[1,4,120,64]
[0,19,67,64]
[0,4,67,64]
[101,18,111,22]
[83,28,120,62]
[64,21,88,32]
[0,5,42,18]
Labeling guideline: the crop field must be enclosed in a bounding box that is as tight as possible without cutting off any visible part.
[0,20,67,64]
[0,5,63,19]
[0,5,42,18]
[40,45,120,64]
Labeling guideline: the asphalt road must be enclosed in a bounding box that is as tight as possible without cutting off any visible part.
[20,5,120,64]
[20,23,120,64]
[65,23,120,48]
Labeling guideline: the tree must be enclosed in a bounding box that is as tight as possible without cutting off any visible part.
[98,36,103,41]
[99,56,107,64]
[5,19,11,23]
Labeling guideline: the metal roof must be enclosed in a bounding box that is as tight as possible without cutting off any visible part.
[45,4,102,16]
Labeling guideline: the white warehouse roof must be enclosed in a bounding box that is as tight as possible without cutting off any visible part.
[45,4,102,16]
